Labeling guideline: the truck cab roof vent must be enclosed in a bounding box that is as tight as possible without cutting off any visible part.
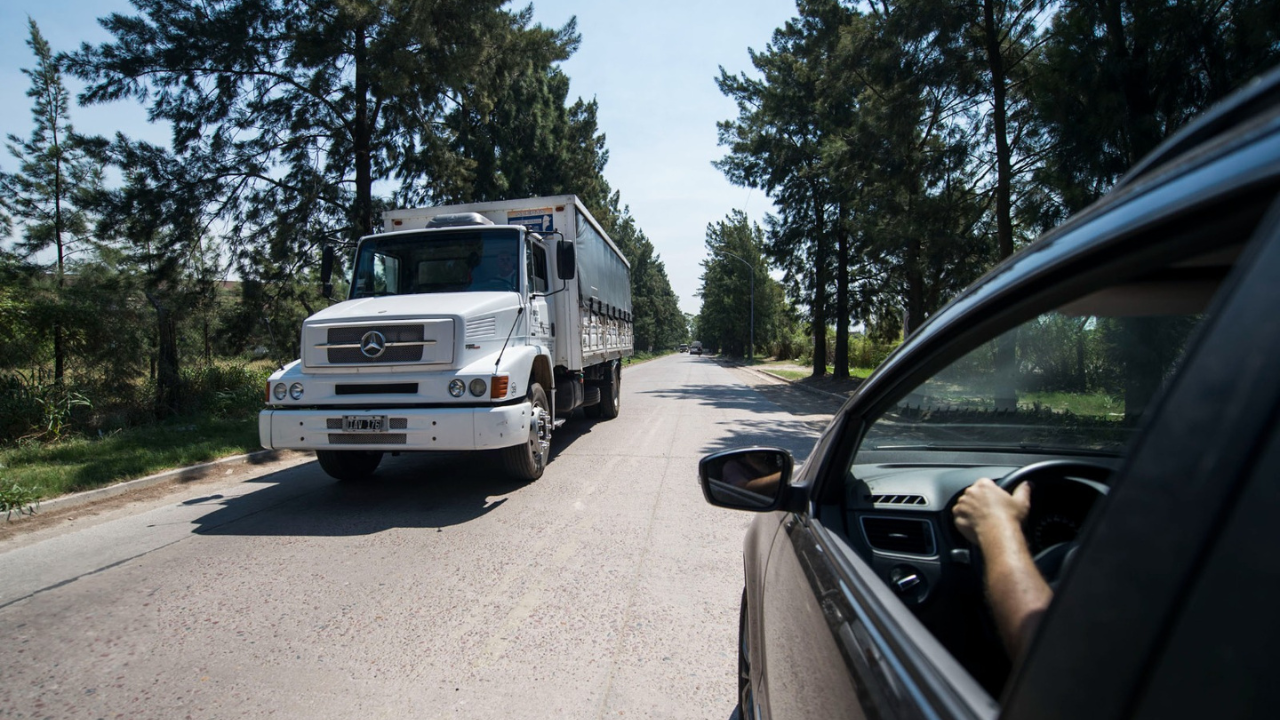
[425,212,494,228]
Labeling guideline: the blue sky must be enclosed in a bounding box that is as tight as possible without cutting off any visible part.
[0,0,798,315]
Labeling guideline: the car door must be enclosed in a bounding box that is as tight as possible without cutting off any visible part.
[527,239,552,345]
[755,407,997,720]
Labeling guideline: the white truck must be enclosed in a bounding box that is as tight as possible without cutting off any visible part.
[259,195,634,481]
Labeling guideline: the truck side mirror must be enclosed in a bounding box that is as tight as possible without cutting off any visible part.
[320,245,335,299]
[557,239,576,280]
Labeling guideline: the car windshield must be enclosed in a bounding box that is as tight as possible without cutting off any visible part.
[856,310,1202,460]
[350,228,520,297]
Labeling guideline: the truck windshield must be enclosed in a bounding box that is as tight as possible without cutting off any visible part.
[350,228,521,298]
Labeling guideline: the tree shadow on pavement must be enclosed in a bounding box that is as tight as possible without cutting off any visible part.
[191,451,530,538]
[698,416,828,464]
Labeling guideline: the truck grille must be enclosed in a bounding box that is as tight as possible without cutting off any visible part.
[326,325,425,364]
[328,433,408,445]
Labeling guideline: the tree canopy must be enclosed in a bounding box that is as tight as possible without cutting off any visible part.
[714,0,1280,376]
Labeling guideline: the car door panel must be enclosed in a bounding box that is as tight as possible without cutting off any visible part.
[1128,420,1280,720]
[761,515,995,720]
[760,517,865,719]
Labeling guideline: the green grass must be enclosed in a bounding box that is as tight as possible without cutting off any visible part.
[625,349,677,364]
[0,416,261,502]
[760,364,877,381]
[1018,391,1124,417]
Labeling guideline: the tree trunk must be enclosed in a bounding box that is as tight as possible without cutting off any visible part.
[984,0,1018,410]
[904,232,924,336]
[983,0,1014,261]
[352,25,373,240]
[812,193,828,377]
[834,202,849,379]
[146,291,181,417]
[1102,0,1159,165]
[53,116,66,385]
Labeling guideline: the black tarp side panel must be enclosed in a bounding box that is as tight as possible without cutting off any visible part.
[574,207,633,316]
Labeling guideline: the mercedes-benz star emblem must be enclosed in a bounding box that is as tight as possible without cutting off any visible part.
[360,330,387,358]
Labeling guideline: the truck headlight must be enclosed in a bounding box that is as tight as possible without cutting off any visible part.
[272,383,287,401]
[289,383,304,400]
[469,379,487,397]
[448,379,466,397]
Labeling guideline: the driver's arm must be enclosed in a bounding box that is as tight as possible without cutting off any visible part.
[952,479,1052,659]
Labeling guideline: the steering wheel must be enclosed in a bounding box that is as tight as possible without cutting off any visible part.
[995,459,1111,583]
[473,277,515,291]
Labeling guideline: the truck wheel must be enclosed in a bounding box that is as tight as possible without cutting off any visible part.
[316,450,383,481]
[597,363,620,420]
[502,382,551,481]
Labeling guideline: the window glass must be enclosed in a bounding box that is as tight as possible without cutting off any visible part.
[350,229,519,297]
[530,243,549,293]
[856,312,1201,462]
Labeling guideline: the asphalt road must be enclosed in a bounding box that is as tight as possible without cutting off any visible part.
[0,354,837,720]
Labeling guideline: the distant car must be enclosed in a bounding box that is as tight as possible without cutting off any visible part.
[691,341,703,356]
[701,68,1280,719]
[679,344,689,353]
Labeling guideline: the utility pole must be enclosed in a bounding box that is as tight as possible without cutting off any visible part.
[722,251,754,362]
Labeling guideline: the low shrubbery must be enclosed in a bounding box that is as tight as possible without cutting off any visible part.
[0,362,273,446]
[768,331,899,377]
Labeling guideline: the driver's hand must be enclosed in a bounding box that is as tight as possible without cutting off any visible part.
[952,478,1031,545]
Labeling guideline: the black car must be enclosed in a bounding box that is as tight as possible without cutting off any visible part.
[702,68,1280,719]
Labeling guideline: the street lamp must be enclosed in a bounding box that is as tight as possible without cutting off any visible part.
[721,251,754,361]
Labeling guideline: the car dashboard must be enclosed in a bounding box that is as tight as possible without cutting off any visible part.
[843,456,1119,691]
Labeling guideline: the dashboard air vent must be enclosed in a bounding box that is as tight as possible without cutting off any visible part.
[860,517,936,556]
[866,494,927,506]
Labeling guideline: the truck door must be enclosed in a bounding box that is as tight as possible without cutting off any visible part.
[528,240,552,345]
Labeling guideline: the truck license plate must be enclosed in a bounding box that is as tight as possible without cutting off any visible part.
[343,415,387,432]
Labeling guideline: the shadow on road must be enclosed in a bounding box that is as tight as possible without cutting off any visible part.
[191,412,610,538]
[637,370,845,465]
[697,416,827,464]
[192,451,531,537]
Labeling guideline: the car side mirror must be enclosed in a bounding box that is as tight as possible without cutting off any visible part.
[557,238,576,280]
[320,245,335,299]
[699,447,793,511]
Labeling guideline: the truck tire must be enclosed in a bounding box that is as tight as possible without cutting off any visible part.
[316,450,383,481]
[502,382,551,481]
[597,363,620,420]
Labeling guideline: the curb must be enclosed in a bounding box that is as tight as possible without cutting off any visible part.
[751,368,850,401]
[723,361,852,402]
[13,449,315,521]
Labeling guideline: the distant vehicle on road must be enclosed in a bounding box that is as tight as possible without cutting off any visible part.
[690,341,703,356]
[679,343,689,353]
[701,67,1280,719]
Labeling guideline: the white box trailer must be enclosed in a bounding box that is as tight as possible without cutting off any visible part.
[259,195,633,482]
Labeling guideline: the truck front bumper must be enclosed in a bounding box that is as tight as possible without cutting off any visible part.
[259,403,533,453]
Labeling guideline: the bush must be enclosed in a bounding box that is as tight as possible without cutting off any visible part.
[179,364,272,418]
[0,477,40,519]
[771,329,812,362]
[0,374,93,444]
